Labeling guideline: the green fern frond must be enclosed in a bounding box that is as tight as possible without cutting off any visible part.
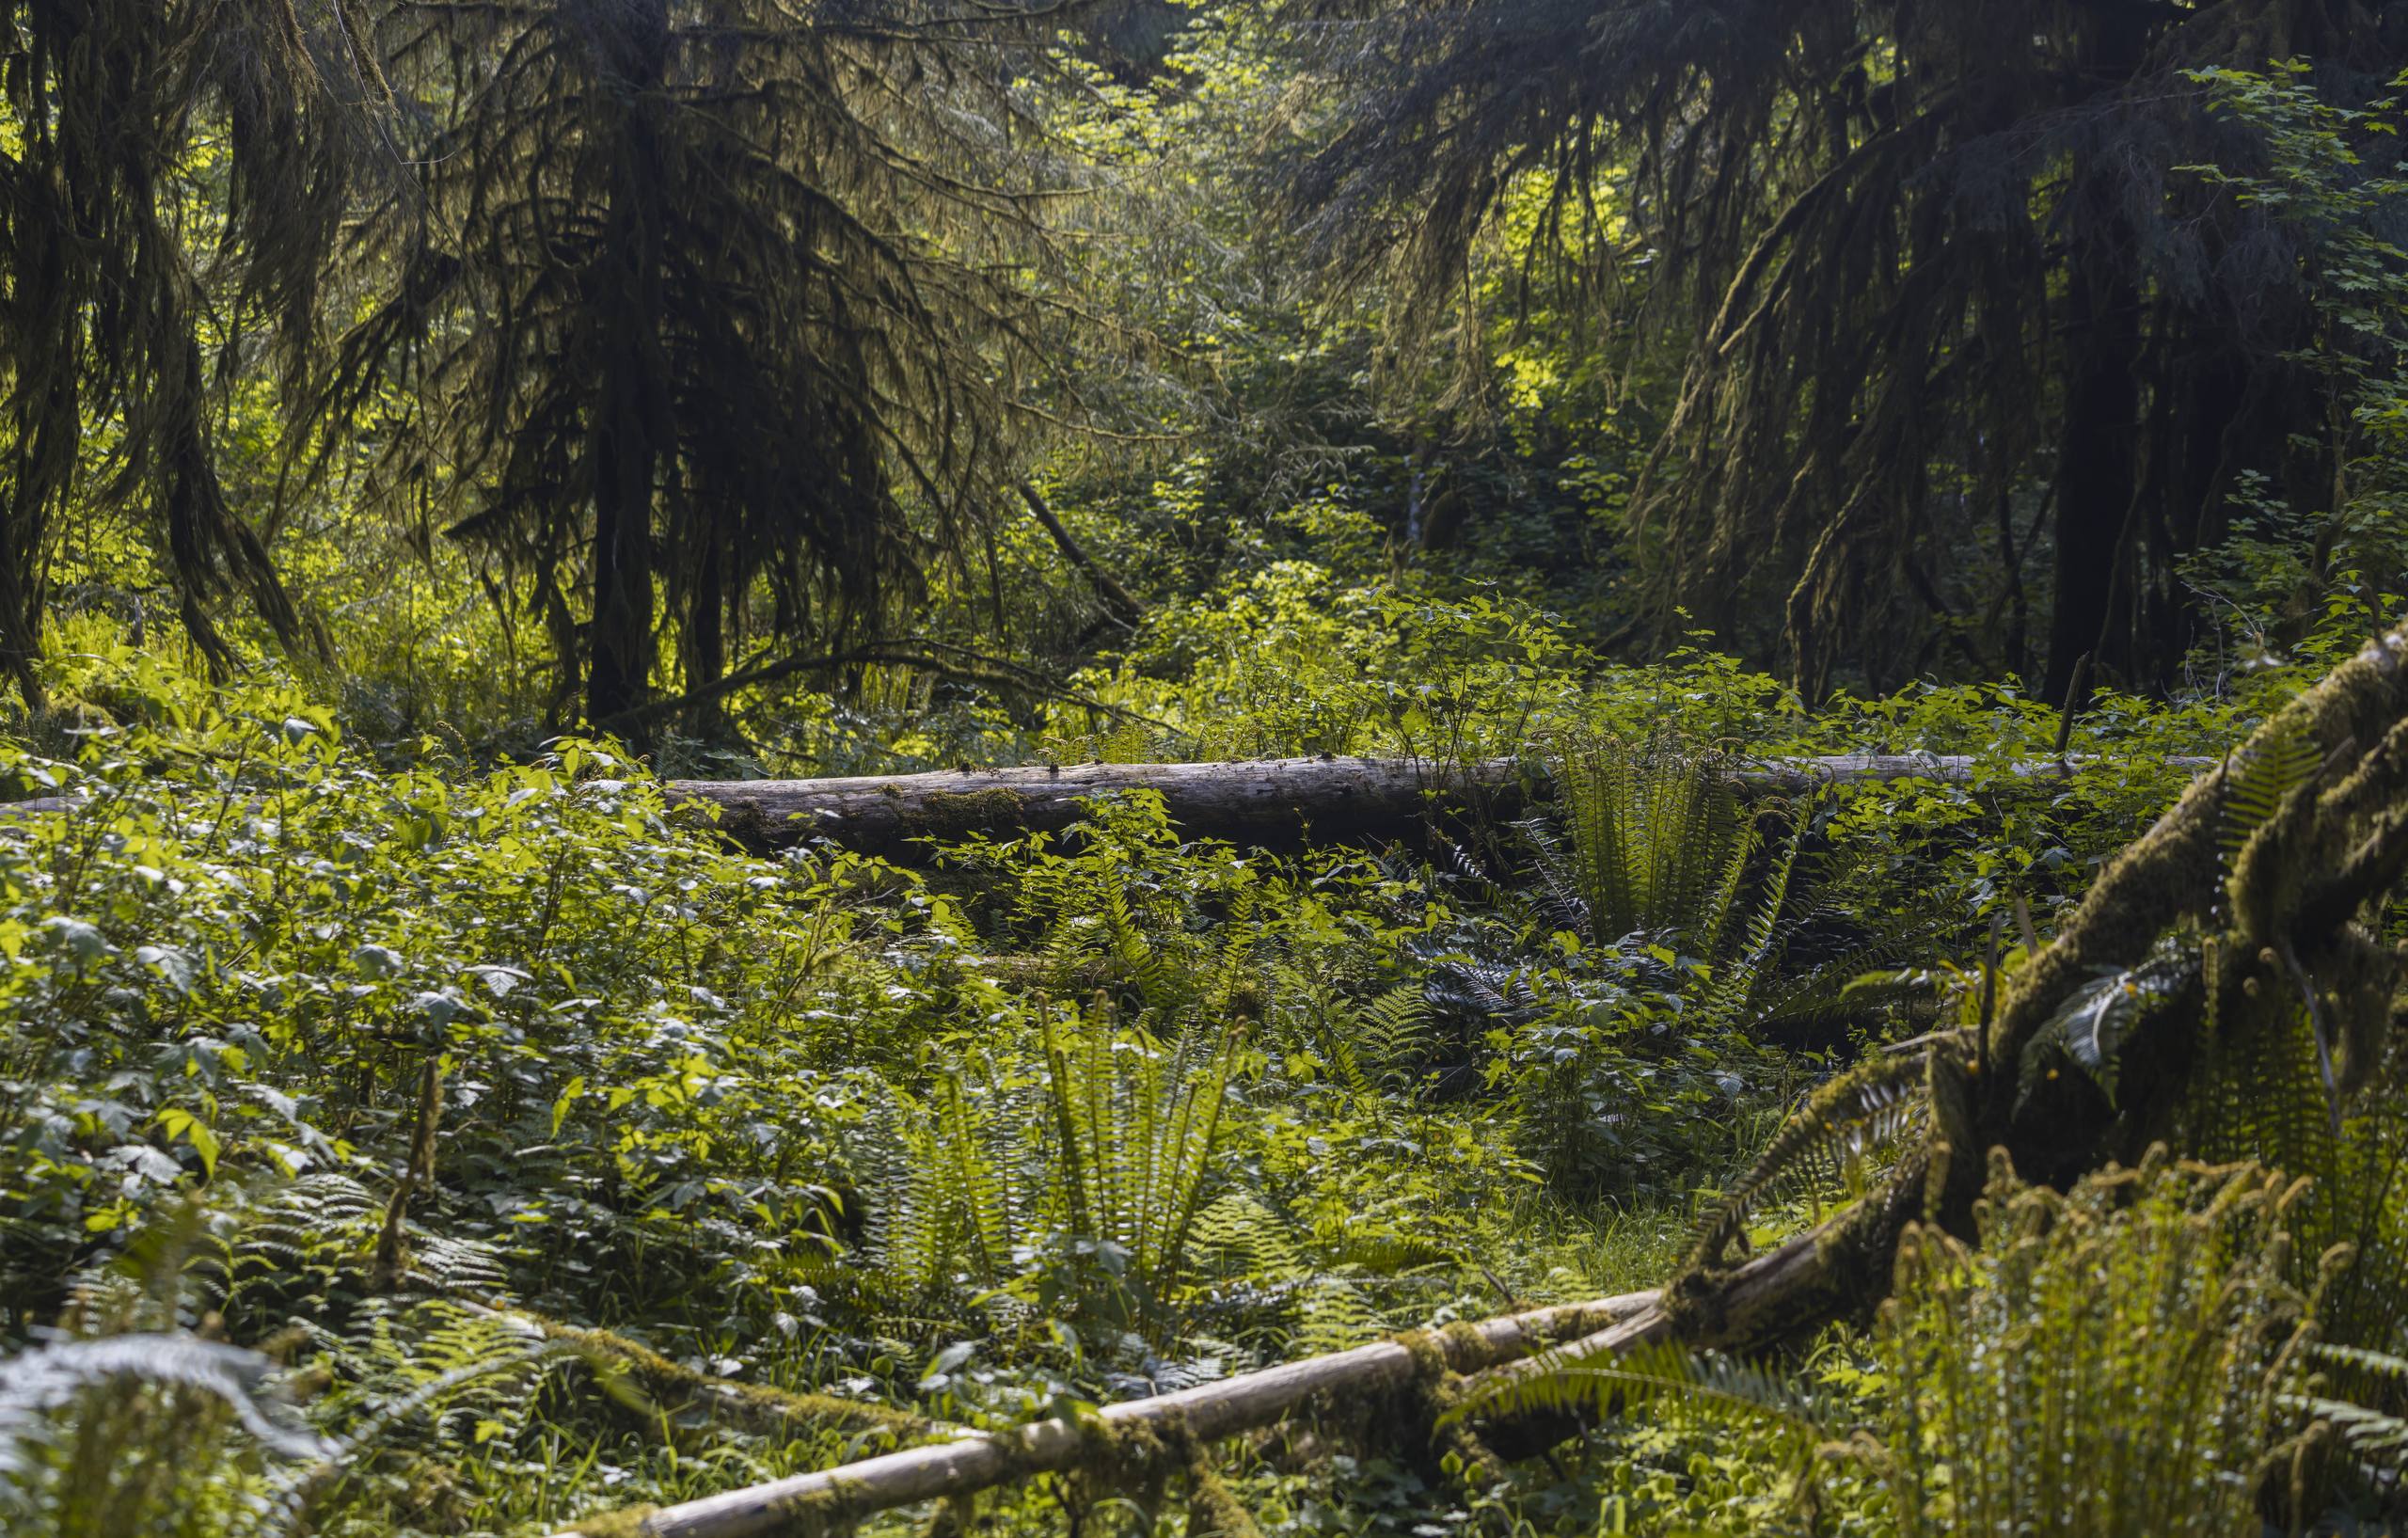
[2016,937,2199,1107]
[1321,1232,1457,1274]
[1184,1189,1398,1353]
[1449,1337,1828,1460]
[1697,805,1805,1038]
[2290,1387,2408,1467]
[1514,816,1591,938]
[1753,923,1955,1042]
[0,1335,331,1476]
[1186,1190,1307,1283]
[2221,717,2321,865]
[1285,978,1434,1094]
[1552,736,1751,947]
[1272,965,1372,1093]
[2306,1342,2408,1382]
[1880,1154,2311,1538]
[1355,985,1435,1087]
[1686,1051,1931,1272]
[848,1067,1045,1302]
[1041,1009,1239,1311]
[299,1310,558,1464]
[2195,995,2341,1198]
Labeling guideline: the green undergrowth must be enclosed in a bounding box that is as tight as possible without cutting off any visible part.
[0,634,2346,1537]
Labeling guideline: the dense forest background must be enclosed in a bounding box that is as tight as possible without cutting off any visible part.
[8,3,2408,1536]
[17,0,2408,750]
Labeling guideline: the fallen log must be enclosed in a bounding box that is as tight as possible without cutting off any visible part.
[551,1241,1835,1537]
[0,753,2212,859]
[671,752,2217,855]
[673,756,1515,855]
[547,1291,1660,1538]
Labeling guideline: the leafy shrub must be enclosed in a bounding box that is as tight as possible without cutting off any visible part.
[0,634,2300,1535]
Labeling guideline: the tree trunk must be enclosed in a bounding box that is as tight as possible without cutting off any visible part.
[680,535,728,737]
[582,1,671,732]
[669,753,2216,856]
[2044,249,2143,704]
[0,521,45,714]
[2042,8,2147,706]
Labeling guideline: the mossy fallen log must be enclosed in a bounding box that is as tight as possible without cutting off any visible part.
[673,752,2216,856]
[552,1244,1832,1536]
[548,1292,1660,1538]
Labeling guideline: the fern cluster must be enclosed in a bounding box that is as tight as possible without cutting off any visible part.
[1459,734,1912,1196]
[1878,1152,2311,1537]
[831,1005,1244,1340]
[1473,1154,2328,1534]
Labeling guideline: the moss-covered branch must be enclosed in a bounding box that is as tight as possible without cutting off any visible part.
[544,1292,1659,1538]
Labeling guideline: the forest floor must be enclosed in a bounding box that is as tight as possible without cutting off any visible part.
[3,619,2305,1538]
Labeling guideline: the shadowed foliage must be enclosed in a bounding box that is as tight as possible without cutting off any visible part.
[0,0,391,706]
[1287,0,2405,699]
[318,0,1094,729]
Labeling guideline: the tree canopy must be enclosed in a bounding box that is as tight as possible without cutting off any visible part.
[315,0,1097,727]
[1290,0,2405,699]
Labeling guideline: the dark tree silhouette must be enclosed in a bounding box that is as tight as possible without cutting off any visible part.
[1289,0,2404,699]
[0,0,388,707]
[321,0,1087,731]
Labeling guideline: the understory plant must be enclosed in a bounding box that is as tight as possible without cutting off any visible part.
[1464,1153,2322,1537]
[0,645,2370,1537]
[1877,1152,2311,1538]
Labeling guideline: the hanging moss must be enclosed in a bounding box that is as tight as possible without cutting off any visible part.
[1168,1421,1264,1538]
[1922,1040,1981,1229]
[1029,1409,1185,1537]
[1436,1318,1497,1368]
[1389,1327,1503,1488]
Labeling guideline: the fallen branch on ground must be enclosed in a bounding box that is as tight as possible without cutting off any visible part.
[671,752,2218,855]
[545,1292,1658,1538]
[0,753,2213,859]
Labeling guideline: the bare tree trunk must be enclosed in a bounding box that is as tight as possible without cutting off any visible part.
[2042,9,2147,705]
[0,534,45,714]
[582,0,671,733]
